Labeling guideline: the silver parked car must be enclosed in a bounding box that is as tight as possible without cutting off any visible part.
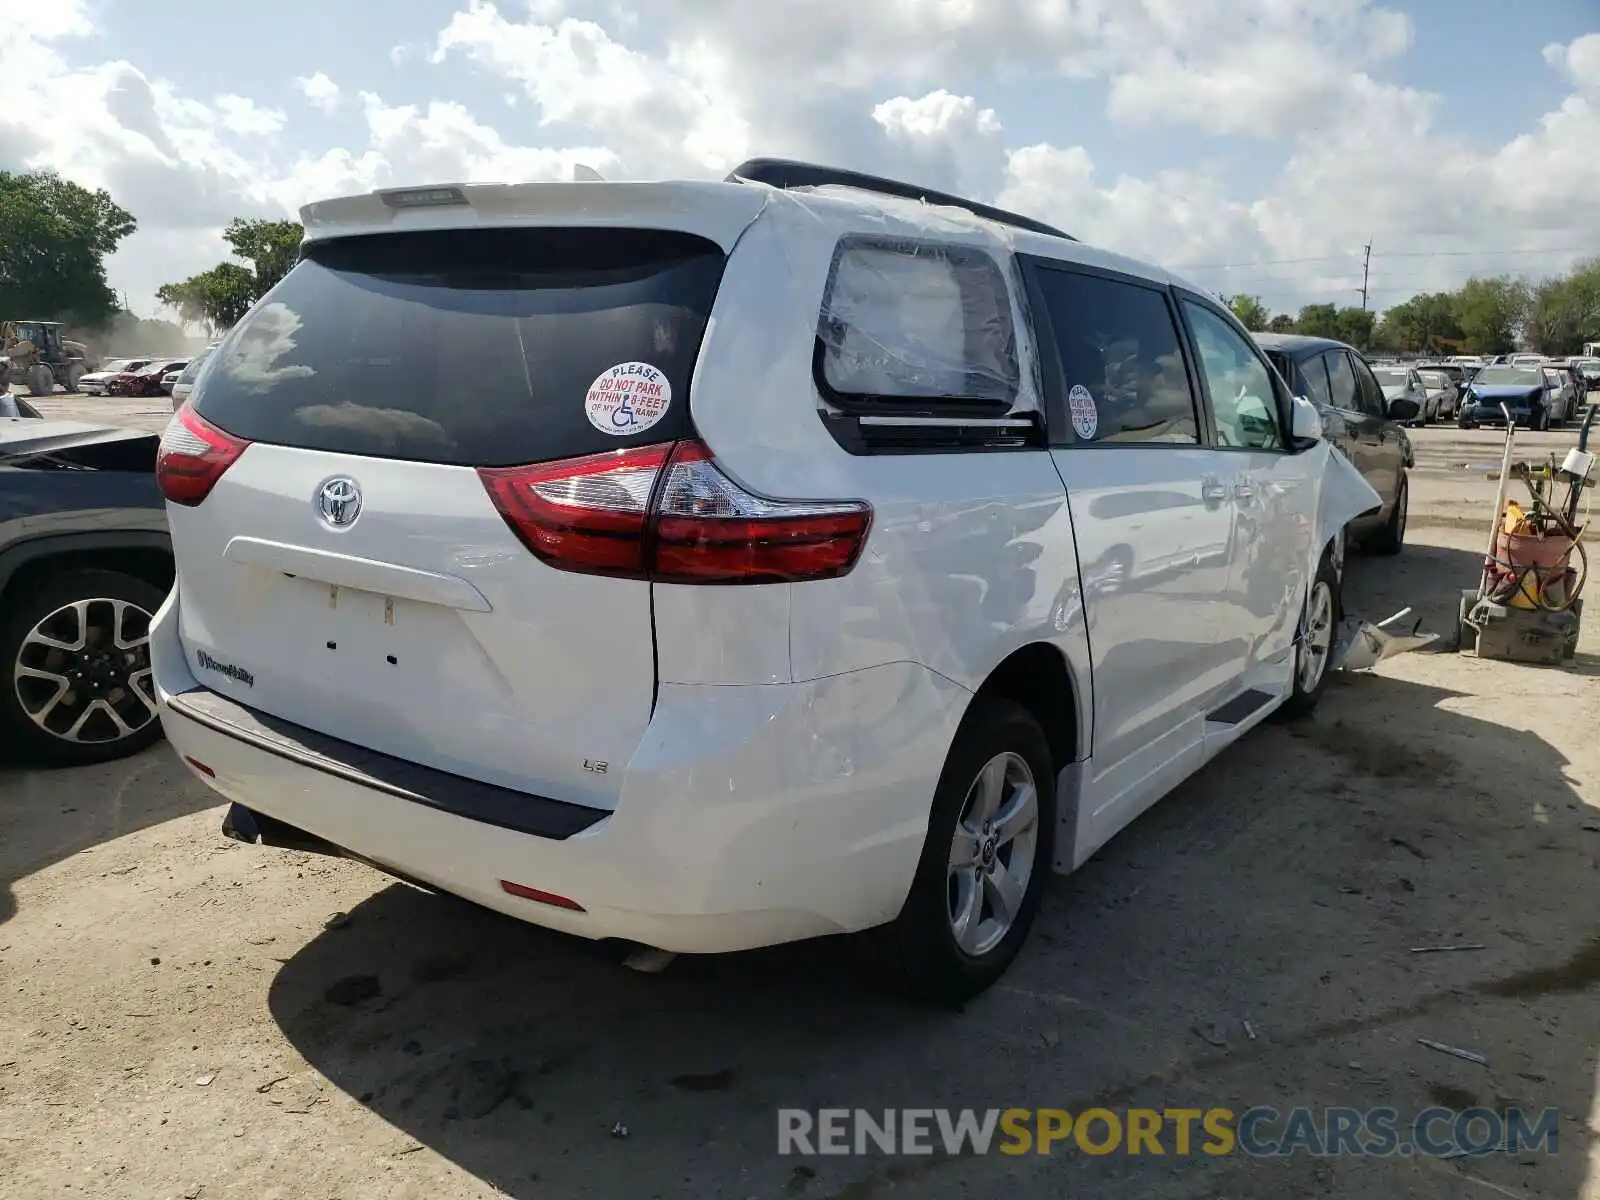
[1542,367,1580,426]
[1371,366,1432,425]
[169,346,217,411]
[1416,368,1459,421]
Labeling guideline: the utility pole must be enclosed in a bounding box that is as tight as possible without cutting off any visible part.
[1359,242,1372,311]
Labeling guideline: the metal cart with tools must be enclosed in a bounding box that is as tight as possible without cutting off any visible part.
[1458,402,1595,664]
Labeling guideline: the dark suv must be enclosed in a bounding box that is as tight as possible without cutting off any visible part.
[1253,334,1413,556]
[1,420,171,763]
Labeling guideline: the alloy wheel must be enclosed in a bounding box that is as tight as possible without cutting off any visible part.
[947,751,1040,957]
[13,597,158,745]
[1297,579,1335,693]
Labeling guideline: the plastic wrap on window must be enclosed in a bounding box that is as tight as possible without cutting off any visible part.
[813,234,1020,408]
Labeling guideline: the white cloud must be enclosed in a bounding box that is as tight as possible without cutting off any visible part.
[294,72,342,114]
[2,0,1598,325]
[873,91,1006,199]
[214,94,287,137]
[429,0,749,174]
[1543,34,1600,93]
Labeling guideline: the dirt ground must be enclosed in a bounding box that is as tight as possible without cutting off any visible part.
[2,408,1598,1199]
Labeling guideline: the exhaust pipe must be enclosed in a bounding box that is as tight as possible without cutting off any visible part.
[221,802,348,858]
[220,803,439,895]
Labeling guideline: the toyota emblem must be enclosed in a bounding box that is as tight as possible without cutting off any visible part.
[316,477,362,529]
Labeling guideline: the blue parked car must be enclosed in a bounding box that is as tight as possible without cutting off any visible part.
[1458,364,1550,430]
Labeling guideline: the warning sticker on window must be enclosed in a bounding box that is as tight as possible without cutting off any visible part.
[584,362,673,436]
[1068,384,1098,440]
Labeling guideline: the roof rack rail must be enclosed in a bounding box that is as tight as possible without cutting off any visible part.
[724,158,1074,242]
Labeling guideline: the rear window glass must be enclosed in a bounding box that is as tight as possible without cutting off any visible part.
[193,228,726,467]
[815,237,1019,410]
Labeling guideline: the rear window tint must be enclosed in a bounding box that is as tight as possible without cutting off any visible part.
[814,237,1019,411]
[193,228,725,467]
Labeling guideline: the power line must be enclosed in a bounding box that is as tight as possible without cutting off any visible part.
[1375,246,1599,259]
[1171,244,1599,271]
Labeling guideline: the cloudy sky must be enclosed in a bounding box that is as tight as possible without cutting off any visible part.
[3,0,1598,320]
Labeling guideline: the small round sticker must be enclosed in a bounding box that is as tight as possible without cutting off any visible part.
[1068,384,1099,440]
[584,362,672,436]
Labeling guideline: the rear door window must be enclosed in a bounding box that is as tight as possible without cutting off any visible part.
[1324,351,1359,412]
[192,228,726,467]
[815,237,1019,410]
[1351,356,1388,416]
[1298,353,1333,408]
[1029,265,1200,445]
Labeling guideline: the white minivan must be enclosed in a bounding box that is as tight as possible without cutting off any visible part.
[152,162,1376,1004]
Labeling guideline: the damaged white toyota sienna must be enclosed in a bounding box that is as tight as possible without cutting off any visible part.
[151,160,1379,1005]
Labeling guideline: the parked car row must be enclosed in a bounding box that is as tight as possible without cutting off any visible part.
[78,358,157,395]
[106,357,190,398]
[1363,352,1595,430]
[72,352,217,399]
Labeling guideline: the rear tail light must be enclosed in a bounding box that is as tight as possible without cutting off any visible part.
[478,440,872,585]
[157,407,250,506]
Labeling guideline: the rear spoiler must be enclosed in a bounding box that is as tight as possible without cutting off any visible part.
[299,179,772,253]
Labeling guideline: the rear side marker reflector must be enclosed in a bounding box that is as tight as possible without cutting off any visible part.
[478,439,872,584]
[500,880,586,911]
[157,407,250,506]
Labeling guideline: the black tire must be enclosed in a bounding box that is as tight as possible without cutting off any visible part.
[0,569,167,765]
[1277,549,1342,721]
[1365,472,1407,557]
[857,697,1055,1007]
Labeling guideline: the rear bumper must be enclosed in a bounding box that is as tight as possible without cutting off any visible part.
[151,586,966,954]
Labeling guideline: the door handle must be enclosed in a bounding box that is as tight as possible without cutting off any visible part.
[1201,480,1228,505]
[1233,480,1256,501]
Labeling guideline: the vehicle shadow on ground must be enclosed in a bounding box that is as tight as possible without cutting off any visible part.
[268,548,1598,1199]
[0,742,215,927]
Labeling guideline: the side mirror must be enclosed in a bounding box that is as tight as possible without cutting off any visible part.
[1388,397,1421,421]
[1290,394,1323,444]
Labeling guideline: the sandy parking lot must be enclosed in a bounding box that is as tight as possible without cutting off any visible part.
[2,403,1598,1198]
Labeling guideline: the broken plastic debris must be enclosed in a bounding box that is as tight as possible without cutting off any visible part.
[1333,607,1440,672]
[610,1121,630,1139]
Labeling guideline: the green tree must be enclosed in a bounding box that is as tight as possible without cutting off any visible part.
[157,216,301,334]
[1294,303,1341,340]
[1451,275,1527,355]
[1266,313,1296,333]
[222,218,303,297]
[0,170,136,326]
[1333,306,1375,350]
[1375,292,1460,354]
[1226,294,1270,331]
[1522,260,1600,355]
[156,264,255,336]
